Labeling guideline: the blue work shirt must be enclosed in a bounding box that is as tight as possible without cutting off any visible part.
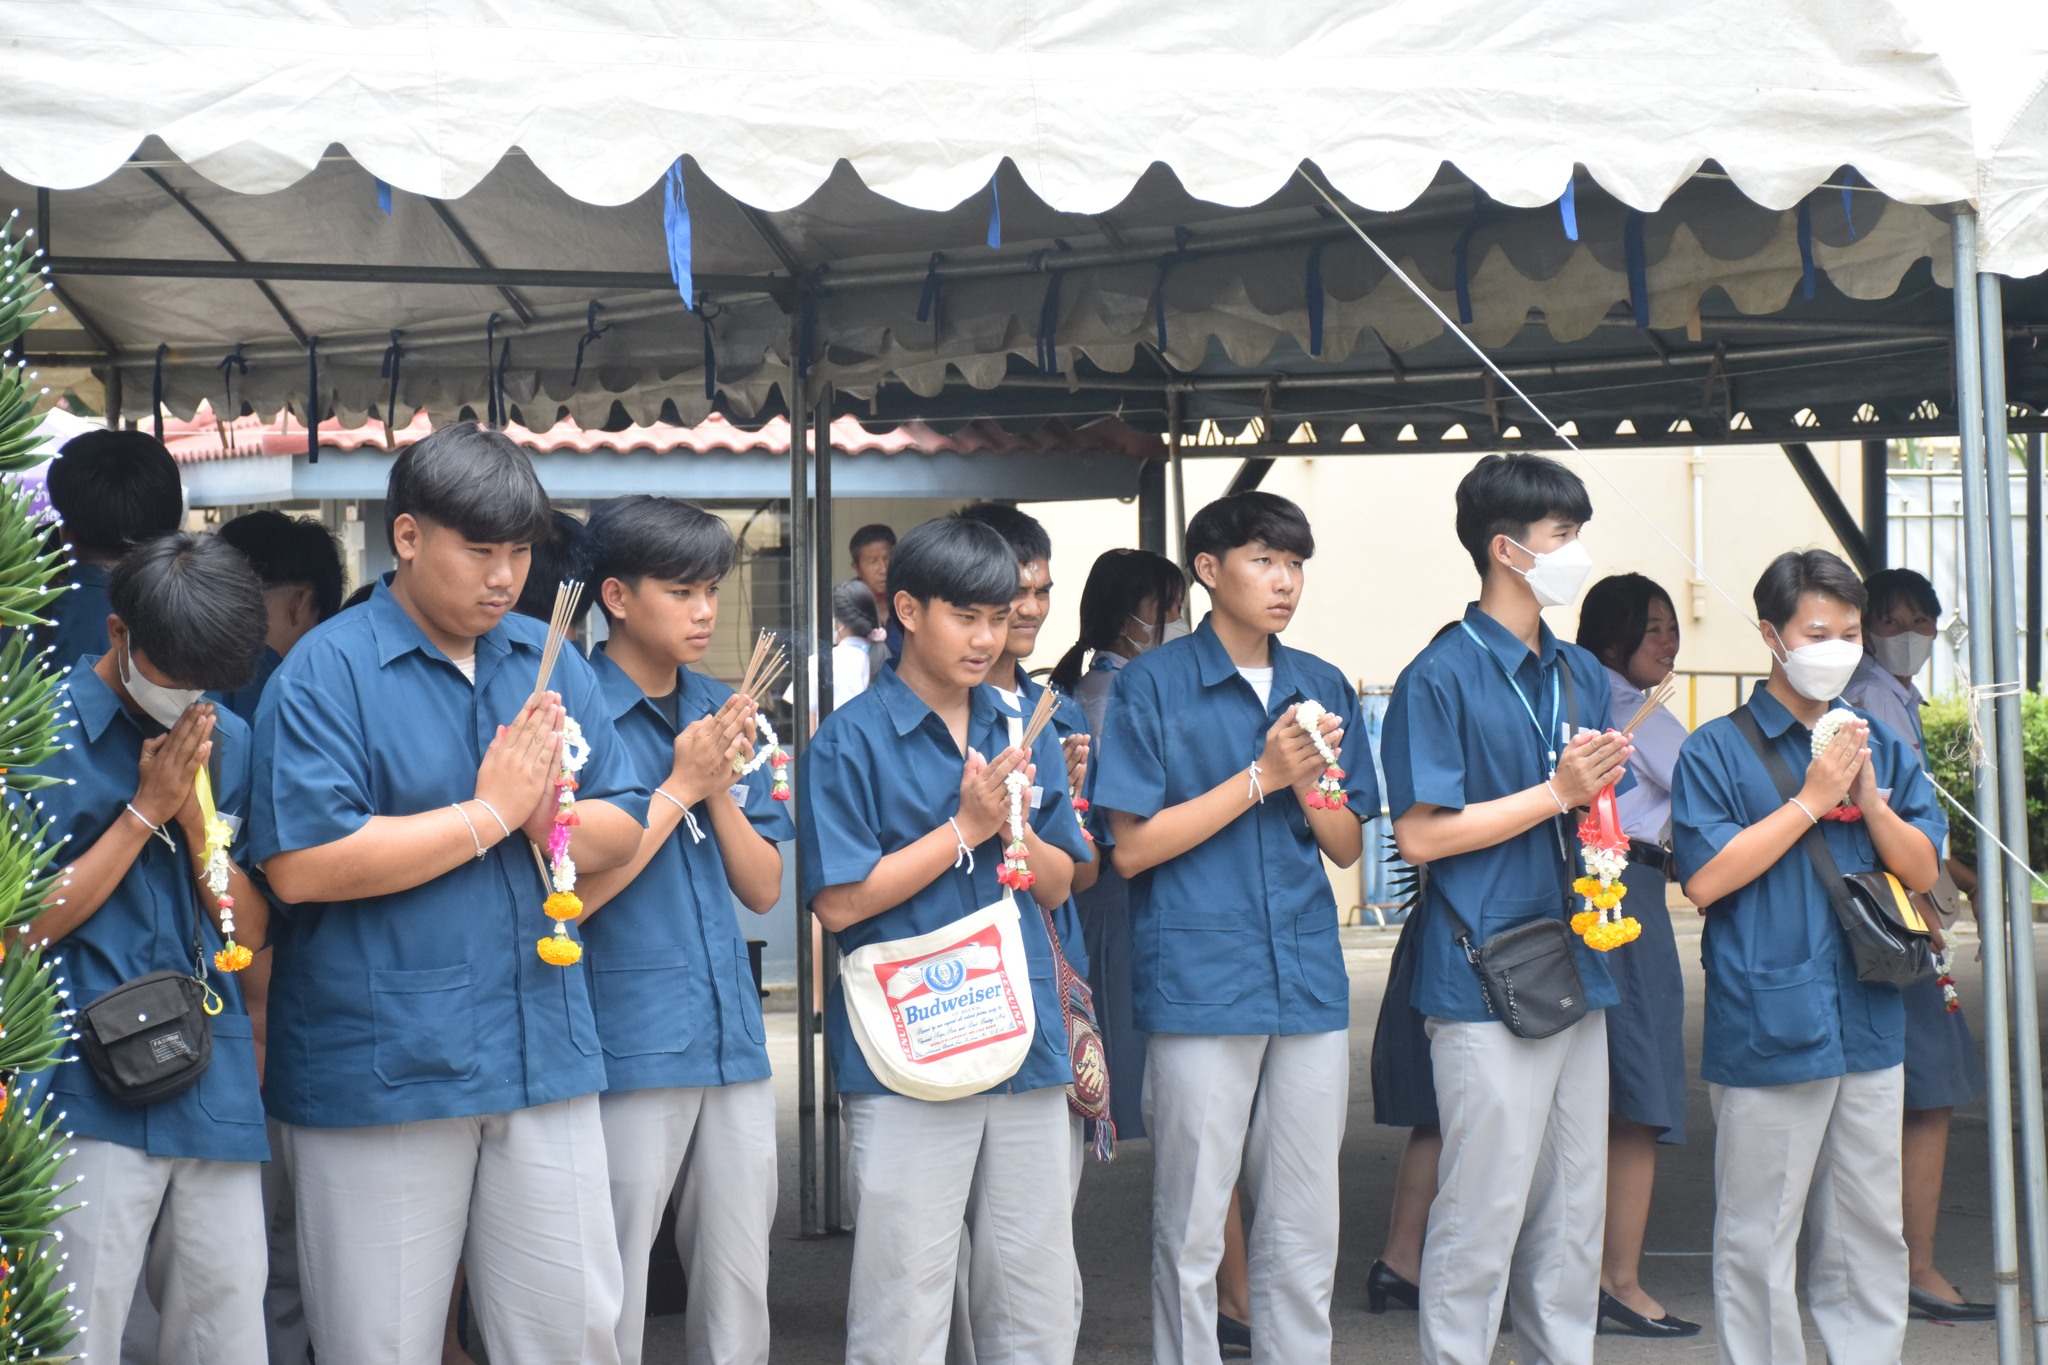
[39,561,113,677]
[214,644,282,726]
[999,667,1092,978]
[1672,682,1945,1088]
[1381,603,1626,1023]
[27,666,267,1163]
[246,580,651,1128]
[1090,616,1374,1037]
[582,649,789,1093]
[799,662,1091,1097]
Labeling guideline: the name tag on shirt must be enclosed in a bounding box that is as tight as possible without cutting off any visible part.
[1030,785,1045,810]
[729,783,751,808]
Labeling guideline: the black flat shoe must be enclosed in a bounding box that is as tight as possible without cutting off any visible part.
[1366,1259,1420,1313]
[1216,1312,1252,1358]
[1910,1285,1997,1322]
[1598,1289,1703,1338]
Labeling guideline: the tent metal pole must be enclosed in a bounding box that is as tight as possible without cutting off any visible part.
[1167,388,1187,564]
[814,395,846,1235]
[788,349,821,1240]
[1778,443,1875,573]
[1952,208,2024,1365]
[1978,270,2048,1362]
[1861,439,1889,571]
[1137,459,1167,554]
[2029,432,2043,692]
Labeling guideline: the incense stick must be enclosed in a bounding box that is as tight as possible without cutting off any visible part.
[1018,682,1061,751]
[528,579,583,706]
[1620,673,1678,736]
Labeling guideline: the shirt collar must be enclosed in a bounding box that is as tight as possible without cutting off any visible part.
[1746,678,1804,738]
[1459,600,1561,675]
[66,657,134,744]
[365,576,518,672]
[591,647,714,728]
[1188,613,1306,705]
[70,561,113,589]
[871,659,999,739]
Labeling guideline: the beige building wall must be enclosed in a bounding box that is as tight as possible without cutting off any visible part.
[1024,441,1865,729]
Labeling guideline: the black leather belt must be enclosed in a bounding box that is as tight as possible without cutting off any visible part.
[1627,839,1672,874]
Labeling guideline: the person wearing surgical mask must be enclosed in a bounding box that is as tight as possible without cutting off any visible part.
[1671,549,1947,1363]
[1840,568,1992,1324]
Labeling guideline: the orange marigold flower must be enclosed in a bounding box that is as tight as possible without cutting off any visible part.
[213,943,254,973]
[544,891,583,921]
[1571,911,1600,936]
[537,934,583,966]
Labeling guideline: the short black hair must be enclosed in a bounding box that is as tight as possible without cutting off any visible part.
[109,532,268,692]
[1454,453,1594,577]
[217,509,347,621]
[1753,549,1867,630]
[849,524,896,560]
[1049,548,1187,692]
[1185,492,1315,581]
[954,503,1052,565]
[385,421,552,551]
[515,510,595,628]
[831,578,880,635]
[47,430,184,559]
[886,517,1018,622]
[1576,573,1675,670]
[586,496,737,622]
[341,582,375,612]
[1864,567,1941,623]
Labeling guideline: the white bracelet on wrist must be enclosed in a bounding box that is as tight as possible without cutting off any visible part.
[1544,779,1570,814]
[1787,797,1820,826]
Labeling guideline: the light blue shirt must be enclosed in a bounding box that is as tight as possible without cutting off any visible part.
[1606,667,1687,844]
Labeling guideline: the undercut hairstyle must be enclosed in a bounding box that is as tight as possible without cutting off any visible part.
[1185,492,1315,584]
[1049,548,1187,692]
[1576,573,1676,670]
[109,532,268,692]
[515,510,595,629]
[586,496,737,623]
[48,429,184,559]
[886,517,1019,623]
[385,421,552,551]
[954,503,1052,565]
[849,523,896,560]
[217,509,347,621]
[1453,453,1594,577]
[1753,549,1867,630]
[832,578,880,635]
[1863,567,1942,623]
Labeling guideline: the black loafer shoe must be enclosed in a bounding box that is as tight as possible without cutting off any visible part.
[1910,1286,1998,1322]
[1598,1289,1703,1338]
[1365,1259,1420,1314]
[1216,1312,1252,1357]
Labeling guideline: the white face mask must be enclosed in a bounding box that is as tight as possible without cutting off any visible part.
[1507,536,1593,609]
[1161,617,1192,644]
[1123,611,1155,650]
[1767,629,1864,702]
[1871,629,1935,679]
[119,642,204,731]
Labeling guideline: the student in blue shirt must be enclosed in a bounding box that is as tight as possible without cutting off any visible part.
[1380,453,1631,1365]
[31,533,271,1362]
[799,515,1090,1365]
[1093,491,1374,1365]
[574,496,787,1365]
[36,429,184,671]
[1672,550,1944,1363]
[247,423,649,1365]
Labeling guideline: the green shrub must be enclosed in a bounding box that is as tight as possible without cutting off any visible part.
[1922,690,2048,890]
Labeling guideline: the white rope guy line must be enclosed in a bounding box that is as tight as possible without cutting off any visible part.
[1294,168,2048,896]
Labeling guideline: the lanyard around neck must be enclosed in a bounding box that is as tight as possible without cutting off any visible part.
[1460,621,1562,773]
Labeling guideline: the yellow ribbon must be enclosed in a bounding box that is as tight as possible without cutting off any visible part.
[193,766,234,865]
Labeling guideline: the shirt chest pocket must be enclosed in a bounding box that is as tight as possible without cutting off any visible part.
[371,965,479,1086]
[591,949,697,1058]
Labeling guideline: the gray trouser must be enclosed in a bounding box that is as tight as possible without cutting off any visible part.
[949,1109,1087,1364]
[844,1087,1077,1365]
[280,1094,623,1365]
[1710,1066,1907,1365]
[262,1115,311,1365]
[598,1081,776,1365]
[1146,1031,1350,1365]
[1419,1011,1608,1365]
[54,1136,267,1365]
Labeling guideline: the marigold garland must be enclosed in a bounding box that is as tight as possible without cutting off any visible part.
[537,718,590,966]
[996,770,1035,891]
[194,766,250,972]
[736,713,793,801]
[1573,785,1640,951]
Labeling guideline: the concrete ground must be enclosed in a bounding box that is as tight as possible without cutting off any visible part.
[642,915,2029,1363]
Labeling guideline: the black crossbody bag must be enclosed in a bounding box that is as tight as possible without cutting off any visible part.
[75,757,220,1106]
[1730,706,1935,989]
[1441,660,1589,1040]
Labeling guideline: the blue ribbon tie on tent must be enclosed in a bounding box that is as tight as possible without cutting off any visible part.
[1841,168,1858,241]
[484,313,502,426]
[151,343,167,442]
[1453,190,1486,325]
[700,311,717,402]
[986,174,1002,250]
[1796,200,1816,300]
[217,345,246,421]
[571,302,608,386]
[1305,240,1328,357]
[1037,271,1065,375]
[664,159,694,306]
[379,331,405,431]
[375,178,392,216]
[1560,175,1579,242]
[305,337,321,461]
[915,253,946,350]
[1624,210,1649,327]
[1154,226,1193,354]
[495,340,512,428]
